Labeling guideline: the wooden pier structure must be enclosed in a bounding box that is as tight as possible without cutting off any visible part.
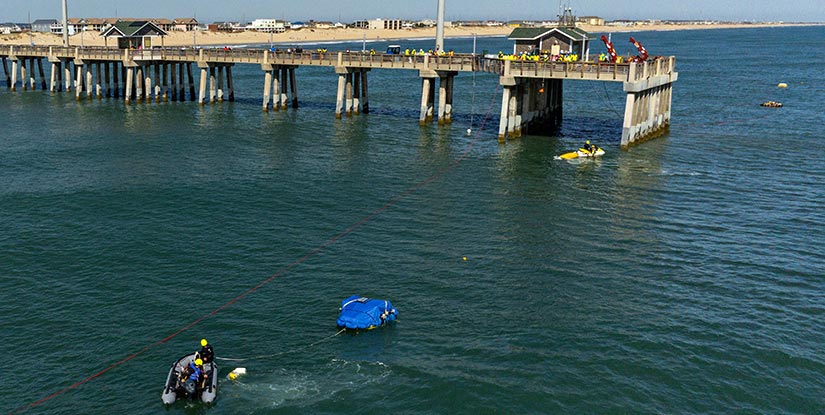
[0,45,677,147]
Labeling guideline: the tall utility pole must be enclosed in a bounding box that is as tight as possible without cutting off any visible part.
[435,0,445,52]
[62,0,69,46]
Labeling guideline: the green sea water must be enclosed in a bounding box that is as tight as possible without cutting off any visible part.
[1,27,824,414]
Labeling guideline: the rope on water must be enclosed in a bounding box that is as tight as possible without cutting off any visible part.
[216,328,346,362]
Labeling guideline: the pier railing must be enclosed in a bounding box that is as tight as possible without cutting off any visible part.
[0,45,675,83]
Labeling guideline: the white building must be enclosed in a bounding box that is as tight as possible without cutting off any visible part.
[1,22,23,34]
[247,19,286,33]
[355,18,404,30]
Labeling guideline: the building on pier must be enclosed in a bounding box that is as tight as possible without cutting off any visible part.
[101,21,167,49]
[507,26,591,56]
[507,7,592,57]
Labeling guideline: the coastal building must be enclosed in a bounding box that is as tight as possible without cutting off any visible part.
[354,18,405,30]
[247,19,286,33]
[312,21,335,29]
[32,19,59,33]
[0,22,23,34]
[101,20,167,49]
[212,21,244,32]
[578,16,604,26]
[65,18,115,33]
[414,19,451,28]
[172,18,199,32]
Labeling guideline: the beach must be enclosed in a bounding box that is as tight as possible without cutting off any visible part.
[0,22,817,47]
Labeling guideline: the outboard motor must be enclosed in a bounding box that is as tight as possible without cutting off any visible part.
[183,378,197,397]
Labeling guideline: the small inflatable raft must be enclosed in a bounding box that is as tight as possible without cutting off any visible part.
[161,353,218,405]
[337,295,397,330]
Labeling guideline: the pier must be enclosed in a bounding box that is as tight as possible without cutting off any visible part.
[0,44,677,147]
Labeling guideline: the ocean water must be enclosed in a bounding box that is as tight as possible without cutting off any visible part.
[1,26,824,414]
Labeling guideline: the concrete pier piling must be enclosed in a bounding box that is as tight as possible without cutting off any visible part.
[272,68,281,111]
[360,69,369,114]
[262,67,272,111]
[335,70,346,118]
[164,63,170,101]
[49,62,57,93]
[198,65,207,105]
[171,64,179,101]
[152,63,160,101]
[63,60,71,92]
[10,59,17,91]
[135,66,143,102]
[226,66,235,102]
[85,63,93,99]
[95,62,103,99]
[112,62,120,98]
[144,65,152,102]
[178,63,186,102]
[345,72,354,116]
[619,57,677,147]
[208,66,216,103]
[75,64,85,100]
[37,59,46,90]
[187,63,196,101]
[419,77,435,125]
[437,73,456,125]
[104,62,111,97]
[217,65,224,102]
[288,67,296,108]
[279,67,289,110]
[2,57,9,88]
[124,67,133,103]
[20,58,28,90]
[352,71,360,115]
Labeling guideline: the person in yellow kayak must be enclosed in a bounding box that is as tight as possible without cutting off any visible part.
[582,140,597,154]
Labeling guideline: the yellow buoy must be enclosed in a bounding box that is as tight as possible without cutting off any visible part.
[462,256,467,261]
[777,83,788,88]
[228,367,246,380]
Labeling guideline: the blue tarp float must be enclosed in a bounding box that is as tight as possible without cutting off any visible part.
[336,295,398,330]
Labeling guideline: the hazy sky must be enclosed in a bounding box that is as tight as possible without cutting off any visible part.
[4,0,823,24]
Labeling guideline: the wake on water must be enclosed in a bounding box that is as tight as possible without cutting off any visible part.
[222,359,391,408]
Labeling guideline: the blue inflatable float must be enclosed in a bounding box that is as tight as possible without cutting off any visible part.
[337,295,398,330]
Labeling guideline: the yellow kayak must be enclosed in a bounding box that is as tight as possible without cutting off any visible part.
[554,147,605,160]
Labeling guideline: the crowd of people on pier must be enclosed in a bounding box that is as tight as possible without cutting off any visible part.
[494,49,630,63]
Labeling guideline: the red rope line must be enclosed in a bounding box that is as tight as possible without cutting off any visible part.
[9,85,500,415]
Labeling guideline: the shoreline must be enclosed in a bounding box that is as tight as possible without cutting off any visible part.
[1,22,820,48]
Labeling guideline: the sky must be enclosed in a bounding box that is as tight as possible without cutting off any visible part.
[4,0,823,24]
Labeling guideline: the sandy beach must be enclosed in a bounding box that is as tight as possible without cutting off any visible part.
[0,22,818,48]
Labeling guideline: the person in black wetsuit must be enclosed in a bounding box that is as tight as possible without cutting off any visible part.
[582,140,596,154]
[198,338,214,364]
